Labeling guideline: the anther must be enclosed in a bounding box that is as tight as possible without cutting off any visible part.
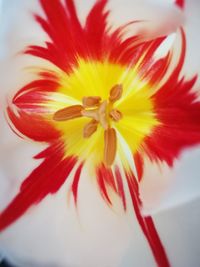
[53,105,83,121]
[54,90,122,167]
[82,96,101,107]
[109,84,123,103]
[104,128,117,166]
[109,109,122,122]
[83,119,98,138]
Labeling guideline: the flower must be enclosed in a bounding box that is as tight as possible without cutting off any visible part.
[0,0,200,267]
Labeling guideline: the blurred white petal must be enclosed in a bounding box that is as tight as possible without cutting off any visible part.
[182,0,200,78]
[0,167,134,267]
[139,158,172,215]
[107,0,184,40]
[140,146,200,215]
[0,110,44,209]
[123,197,200,267]
[140,147,200,215]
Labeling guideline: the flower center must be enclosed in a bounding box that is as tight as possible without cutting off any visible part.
[53,84,123,166]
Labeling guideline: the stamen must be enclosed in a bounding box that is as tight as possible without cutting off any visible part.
[54,92,122,167]
[109,84,123,102]
[104,128,117,166]
[53,105,83,121]
[82,96,101,107]
[109,109,122,122]
[83,119,98,138]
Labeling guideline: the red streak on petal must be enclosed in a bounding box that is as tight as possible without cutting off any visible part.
[175,0,185,9]
[100,164,117,192]
[115,166,126,210]
[27,0,110,69]
[139,37,166,69]
[109,34,139,64]
[126,170,170,267]
[0,143,77,231]
[27,0,84,71]
[141,52,171,85]
[7,107,60,142]
[96,165,112,205]
[133,152,144,182]
[72,163,84,205]
[65,0,81,29]
[12,77,59,112]
[85,0,109,60]
[13,78,59,104]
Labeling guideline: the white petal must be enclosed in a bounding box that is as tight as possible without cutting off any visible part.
[0,0,2,18]
[108,0,184,40]
[140,146,200,215]
[181,0,200,78]
[139,158,172,215]
[0,166,135,267]
[155,197,200,267]
[123,197,200,267]
[0,111,45,210]
[0,0,45,58]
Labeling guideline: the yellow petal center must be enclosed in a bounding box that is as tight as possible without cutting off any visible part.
[48,58,159,168]
[53,84,123,166]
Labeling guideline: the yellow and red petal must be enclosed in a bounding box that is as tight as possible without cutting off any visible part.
[7,107,60,142]
[144,31,200,165]
[4,0,193,219]
[2,1,200,267]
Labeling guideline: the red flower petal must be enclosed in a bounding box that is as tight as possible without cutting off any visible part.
[7,107,60,142]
